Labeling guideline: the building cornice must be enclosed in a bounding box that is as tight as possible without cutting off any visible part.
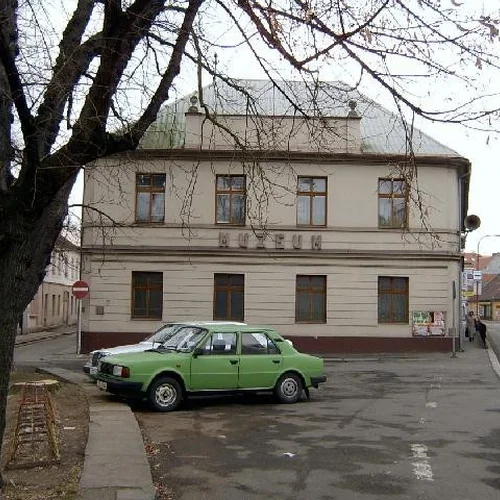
[102,148,470,169]
[80,245,461,262]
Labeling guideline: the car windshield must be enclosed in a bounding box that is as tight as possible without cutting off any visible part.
[159,326,207,352]
[145,324,185,343]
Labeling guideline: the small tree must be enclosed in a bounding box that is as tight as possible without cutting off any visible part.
[0,0,498,487]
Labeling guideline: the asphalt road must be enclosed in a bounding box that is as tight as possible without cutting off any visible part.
[13,326,500,499]
[13,331,86,372]
[134,345,500,500]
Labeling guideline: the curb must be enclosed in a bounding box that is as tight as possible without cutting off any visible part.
[15,329,75,346]
[321,354,448,363]
[36,366,157,500]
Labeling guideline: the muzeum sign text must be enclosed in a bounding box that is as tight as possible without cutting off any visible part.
[218,232,322,250]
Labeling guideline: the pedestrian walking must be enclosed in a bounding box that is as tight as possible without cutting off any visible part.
[465,311,476,342]
[476,317,487,349]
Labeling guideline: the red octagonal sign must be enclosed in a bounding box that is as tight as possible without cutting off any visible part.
[72,280,89,299]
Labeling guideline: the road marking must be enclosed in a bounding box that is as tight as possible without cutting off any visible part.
[425,402,437,408]
[411,444,434,481]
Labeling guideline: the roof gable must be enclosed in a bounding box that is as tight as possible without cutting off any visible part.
[140,79,459,156]
[479,274,500,301]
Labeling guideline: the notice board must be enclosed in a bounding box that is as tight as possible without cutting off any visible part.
[411,311,446,337]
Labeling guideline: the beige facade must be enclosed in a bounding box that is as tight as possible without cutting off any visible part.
[80,80,470,353]
[22,236,80,332]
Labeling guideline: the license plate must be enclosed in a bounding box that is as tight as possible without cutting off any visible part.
[90,366,97,375]
[96,380,107,391]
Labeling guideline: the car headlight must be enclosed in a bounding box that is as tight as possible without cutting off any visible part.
[112,365,130,378]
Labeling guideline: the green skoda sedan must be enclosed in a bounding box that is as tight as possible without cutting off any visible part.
[94,324,327,411]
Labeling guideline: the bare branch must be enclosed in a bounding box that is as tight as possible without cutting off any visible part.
[35,0,98,155]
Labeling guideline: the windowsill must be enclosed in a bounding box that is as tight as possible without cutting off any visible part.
[296,225,327,228]
[133,221,165,225]
[295,321,327,324]
[378,322,409,325]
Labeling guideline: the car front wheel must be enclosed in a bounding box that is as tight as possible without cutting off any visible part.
[148,377,182,412]
[275,372,303,404]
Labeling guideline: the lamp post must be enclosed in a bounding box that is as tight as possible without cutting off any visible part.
[475,234,500,318]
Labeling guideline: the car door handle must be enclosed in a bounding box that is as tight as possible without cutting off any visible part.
[230,359,238,365]
[272,359,281,364]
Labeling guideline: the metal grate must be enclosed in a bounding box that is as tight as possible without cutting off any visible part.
[7,382,60,469]
[91,351,104,366]
[99,362,113,375]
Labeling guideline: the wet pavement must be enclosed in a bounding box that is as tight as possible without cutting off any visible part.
[135,342,500,500]
[14,323,500,499]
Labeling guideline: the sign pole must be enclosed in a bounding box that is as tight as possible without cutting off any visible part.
[72,280,89,355]
[451,280,457,358]
[77,299,82,354]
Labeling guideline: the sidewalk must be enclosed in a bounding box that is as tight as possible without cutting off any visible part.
[15,327,157,500]
[14,325,77,346]
[40,367,157,500]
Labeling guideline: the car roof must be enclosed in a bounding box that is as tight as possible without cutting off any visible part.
[191,324,277,333]
[166,321,247,326]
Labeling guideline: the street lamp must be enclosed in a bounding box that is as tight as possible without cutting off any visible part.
[475,234,500,318]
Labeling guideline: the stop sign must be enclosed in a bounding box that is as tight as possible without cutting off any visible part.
[72,280,89,299]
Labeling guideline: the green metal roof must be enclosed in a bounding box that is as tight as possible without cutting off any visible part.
[139,79,458,156]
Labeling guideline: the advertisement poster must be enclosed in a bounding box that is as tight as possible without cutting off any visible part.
[412,311,446,337]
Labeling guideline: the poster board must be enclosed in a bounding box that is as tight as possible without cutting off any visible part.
[411,311,446,337]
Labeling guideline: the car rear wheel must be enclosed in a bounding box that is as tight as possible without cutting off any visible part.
[275,372,302,404]
[148,377,182,412]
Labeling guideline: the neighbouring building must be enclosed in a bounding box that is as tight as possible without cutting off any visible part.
[475,274,500,320]
[465,252,500,319]
[80,79,472,353]
[21,235,80,332]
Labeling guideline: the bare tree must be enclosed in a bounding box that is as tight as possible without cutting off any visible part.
[0,0,498,487]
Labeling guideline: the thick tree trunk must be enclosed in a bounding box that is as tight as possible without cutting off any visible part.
[0,175,76,488]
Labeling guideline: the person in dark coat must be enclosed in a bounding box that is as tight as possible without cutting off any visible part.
[476,318,487,349]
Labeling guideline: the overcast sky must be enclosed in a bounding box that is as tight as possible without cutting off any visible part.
[67,0,500,256]
[426,123,500,256]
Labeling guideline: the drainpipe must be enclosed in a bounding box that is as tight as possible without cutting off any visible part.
[455,163,472,355]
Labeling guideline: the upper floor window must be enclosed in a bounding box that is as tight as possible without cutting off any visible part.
[136,174,166,223]
[295,275,326,323]
[216,175,246,225]
[297,177,326,226]
[57,253,63,275]
[378,276,409,323]
[378,178,408,228]
[131,271,163,319]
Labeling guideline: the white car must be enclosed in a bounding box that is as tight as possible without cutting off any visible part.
[83,321,246,377]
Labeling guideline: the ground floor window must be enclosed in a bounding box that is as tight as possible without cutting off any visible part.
[378,276,409,323]
[295,275,326,323]
[213,274,244,321]
[131,271,163,319]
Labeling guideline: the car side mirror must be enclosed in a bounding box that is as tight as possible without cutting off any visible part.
[193,347,204,358]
